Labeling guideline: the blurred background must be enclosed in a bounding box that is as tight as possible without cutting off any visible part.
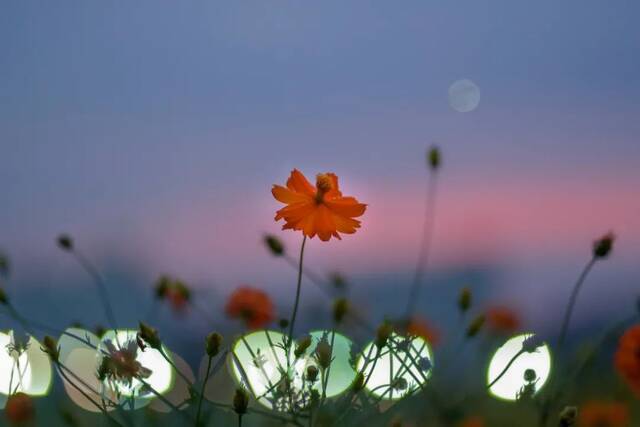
[1,1,639,367]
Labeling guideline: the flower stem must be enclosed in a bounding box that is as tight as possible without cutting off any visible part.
[557,257,597,350]
[195,355,213,427]
[405,170,439,317]
[287,235,308,347]
[487,349,525,389]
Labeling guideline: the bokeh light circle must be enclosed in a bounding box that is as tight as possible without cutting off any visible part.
[487,333,552,401]
[448,78,481,112]
[356,333,434,400]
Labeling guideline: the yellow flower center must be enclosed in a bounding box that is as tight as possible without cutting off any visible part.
[315,174,333,203]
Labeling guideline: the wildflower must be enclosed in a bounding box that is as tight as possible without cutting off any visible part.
[205,332,223,358]
[233,388,249,415]
[294,335,313,358]
[264,235,285,256]
[593,232,615,259]
[406,317,441,346]
[428,145,441,170]
[578,401,629,427]
[559,406,578,427]
[41,336,60,363]
[99,339,151,386]
[376,323,393,349]
[56,234,74,251]
[486,306,521,335]
[5,392,35,425]
[306,365,319,383]
[458,287,472,312]
[138,322,162,350]
[522,334,544,353]
[459,416,485,427]
[332,298,349,324]
[225,286,275,329]
[466,315,485,338]
[272,169,367,241]
[614,324,640,396]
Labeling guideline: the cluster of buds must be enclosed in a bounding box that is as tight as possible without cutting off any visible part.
[205,332,223,358]
[154,275,191,312]
[138,322,162,350]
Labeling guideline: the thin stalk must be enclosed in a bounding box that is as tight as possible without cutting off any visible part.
[557,257,597,350]
[287,236,308,347]
[487,349,525,389]
[195,355,213,427]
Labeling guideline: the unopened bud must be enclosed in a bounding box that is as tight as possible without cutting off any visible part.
[232,388,249,415]
[206,332,223,357]
[94,325,106,338]
[57,234,74,251]
[264,235,285,256]
[306,365,319,382]
[593,232,615,259]
[333,298,349,324]
[559,406,578,427]
[376,323,393,349]
[524,368,537,383]
[427,146,441,170]
[42,336,60,362]
[138,322,162,350]
[466,315,485,338]
[314,339,333,370]
[295,335,313,358]
[458,287,472,312]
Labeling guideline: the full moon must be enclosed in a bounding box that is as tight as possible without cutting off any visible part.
[448,79,481,112]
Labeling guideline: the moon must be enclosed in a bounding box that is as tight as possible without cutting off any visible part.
[448,79,481,112]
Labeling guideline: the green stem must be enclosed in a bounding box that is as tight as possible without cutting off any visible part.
[287,235,308,347]
[487,349,525,389]
[195,355,213,427]
[557,257,597,350]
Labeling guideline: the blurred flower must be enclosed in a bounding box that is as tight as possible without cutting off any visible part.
[579,401,629,427]
[459,416,485,427]
[593,232,615,259]
[154,275,191,313]
[332,298,350,324]
[405,317,441,346]
[225,286,274,329]
[427,145,441,170]
[98,339,151,386]
[485,306,521,335]
[614,324,640,396]
[264,234,285,256]
[272,169,367,241]
[559,406,578,427]
[5,392,35,425]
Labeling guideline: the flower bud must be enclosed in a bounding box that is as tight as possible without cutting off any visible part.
[351,372,365,392]
[306,365,319,382]
[522,334,544,353]
[232,388,249,415]
[376,323,393,349]
[466,315,485,338]
[332,298,349,324]
[523,368,537,383]
[593,232,614,259]
[264,235,285,256]
[57,234,74,251]
[314,339,333,370]
[457,287,472,312]
[427,146,441,170]
[559,406,578,427]
[154,276,171,300]
[206,332,223,358]
[94,325,106,338]
[5,392,35,425]
[42,336,60,362]
[138,322,162,350]
[0,287,8,305]
[294,335,313,358]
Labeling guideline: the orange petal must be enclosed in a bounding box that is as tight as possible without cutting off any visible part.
[325,197,367,218]
[286,169,315,196]
[272,185,312,204]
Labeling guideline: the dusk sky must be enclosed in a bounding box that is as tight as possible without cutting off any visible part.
[2,2,639,334]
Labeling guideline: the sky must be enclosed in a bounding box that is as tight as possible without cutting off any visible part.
[1,1,639,336]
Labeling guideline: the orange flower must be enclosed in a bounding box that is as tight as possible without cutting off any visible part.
[272,169,367,241]
[579,401,629,427]
[225,286,275,329]
[485,306,520,334]
[5,392,35,425]
[614,324,640,396]
[406,317,441,347]
[459,416,485,427]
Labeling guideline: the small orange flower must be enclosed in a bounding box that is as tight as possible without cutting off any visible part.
[5,392,35,425]
[459,416,485,427]
[485,306,520,334]
[272,169,367,241]
[225,286,275,329]
[579,401,629,427]
[406,317,441,346]
[614,324,640,396]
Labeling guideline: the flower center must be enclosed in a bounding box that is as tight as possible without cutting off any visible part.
[315,174,333,203]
